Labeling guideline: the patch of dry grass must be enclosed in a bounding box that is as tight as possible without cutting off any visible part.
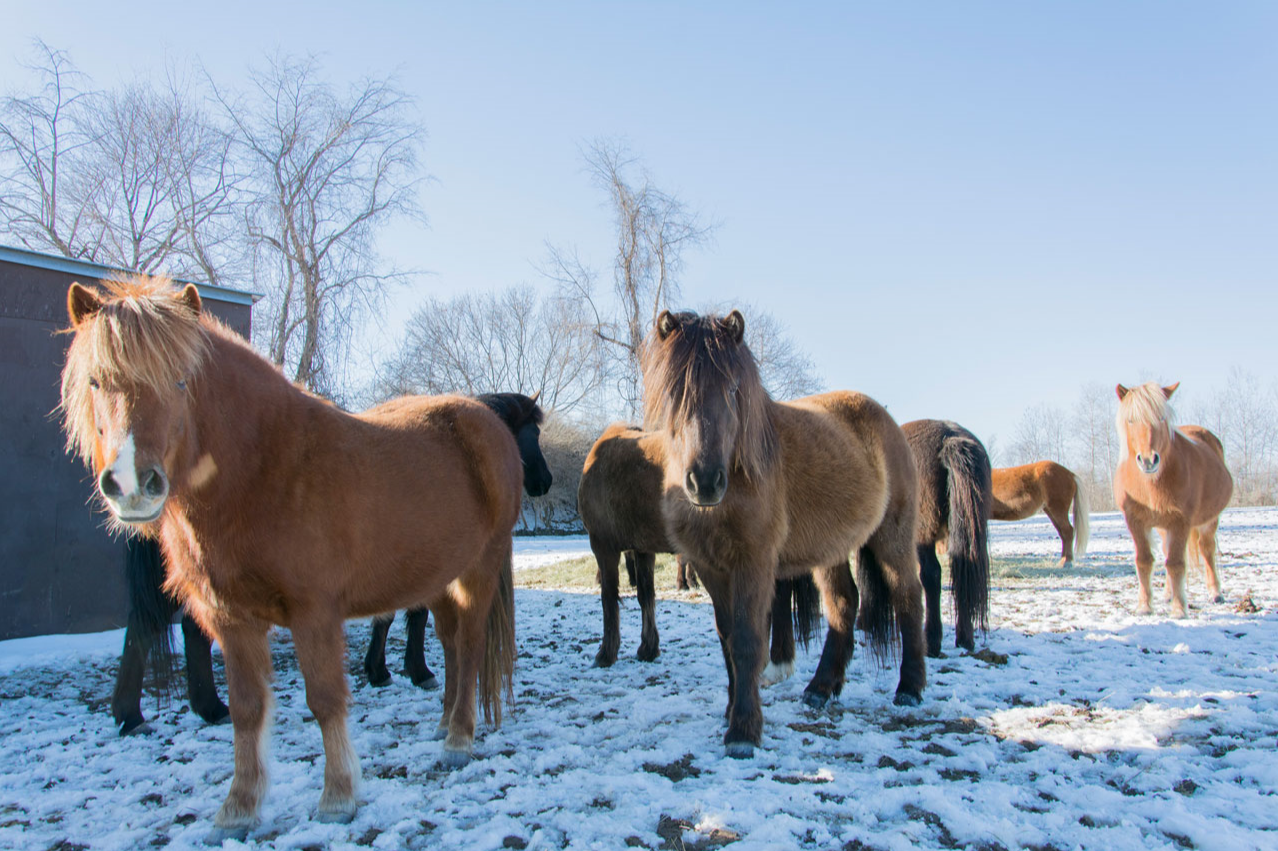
[515,553,697,599]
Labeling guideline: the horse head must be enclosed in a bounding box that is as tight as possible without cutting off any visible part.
[1116,381,1180,476]
[61,278,208,526]
[642,309,774,507]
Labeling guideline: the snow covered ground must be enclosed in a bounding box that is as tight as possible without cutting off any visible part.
[1,509,1275,850]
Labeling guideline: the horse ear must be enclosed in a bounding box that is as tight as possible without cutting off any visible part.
[67,283,103,327]
[178,284,203,316]
[528,390,541,404]
[1162,382,1180,399]
[1115,384,1130,401]
[722,310,745,343]
[657,310,679,340]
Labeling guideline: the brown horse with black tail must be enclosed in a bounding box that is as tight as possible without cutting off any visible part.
[641,309,926,758]
[902,419,993,656]
[60,276,521,837]
[579,423,817,677]
[991,461,1090,567]
[1114,382,1232,617]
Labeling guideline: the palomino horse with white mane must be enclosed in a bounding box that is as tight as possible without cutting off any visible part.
[991,461,1090,567]
[1113,382,1232,617]
[60,276,521,838]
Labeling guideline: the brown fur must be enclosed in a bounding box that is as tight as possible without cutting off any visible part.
[991,461,1090,566]
[60,277,522,831]
[1113,382,1233,617]
[642,310,926,757]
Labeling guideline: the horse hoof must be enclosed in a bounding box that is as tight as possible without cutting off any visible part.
[440,748,472,769]
[592,653,617,669]
[636,646,659,663]
[760,661,794,687]
[413,675,440,691]
[926,648,943,659]
[802,690,830,710]
[1211,594,1224,604]
[725,741,755,759]
[204,826,250,845]
[316,802,358,824]
[199,704,231,726]
[431,725,448,742]
[367,672,392,688]
[893,691,922,708]
[119,720,153,737]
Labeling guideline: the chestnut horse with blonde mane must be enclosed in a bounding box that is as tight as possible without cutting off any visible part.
[60,277,521,837]
[991,461,1090,567]
[642,309,926,758]
[1114,382,1232,617]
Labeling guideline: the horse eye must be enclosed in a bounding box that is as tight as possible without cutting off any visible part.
[88,377,100,390]
[177,379,187,390]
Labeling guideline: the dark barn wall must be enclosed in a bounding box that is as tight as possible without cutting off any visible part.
[0,252,253,639]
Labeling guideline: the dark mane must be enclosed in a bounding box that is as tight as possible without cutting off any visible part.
[640,311,777,481]
[474,392,545,432]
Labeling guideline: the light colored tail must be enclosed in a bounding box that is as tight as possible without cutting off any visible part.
[1071,474,1090,559]
[479,547,516,728]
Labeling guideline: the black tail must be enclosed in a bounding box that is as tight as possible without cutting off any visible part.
[938,433,993,635]
[792,573,820,651]
[125,535,177,697]
[856,545,897,666]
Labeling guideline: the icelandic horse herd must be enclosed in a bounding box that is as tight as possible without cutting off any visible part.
[57,277,1234,835]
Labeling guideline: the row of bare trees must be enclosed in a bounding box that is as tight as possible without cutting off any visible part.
[999,370,1278,509]
[0,43,422,400]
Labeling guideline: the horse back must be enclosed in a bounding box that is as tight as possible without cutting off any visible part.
[579,424,673,554]
[771,391,913,570]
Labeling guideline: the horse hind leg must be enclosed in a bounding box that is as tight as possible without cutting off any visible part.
[860,526,927,706]
[363,612,394,687]
[291,617,360,823]
[1196,522,1224,604]
[761,578,795,687]
[404,607,440,689]
[803,562,859,709]
[1044,503,1075,567]
[918,544,944,658]
[633,552,660,662]
[181,614,228,724]
[435,566,502,767]
[430,598,461,743]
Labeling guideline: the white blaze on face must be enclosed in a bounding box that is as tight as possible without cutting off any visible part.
[111,432,140,496]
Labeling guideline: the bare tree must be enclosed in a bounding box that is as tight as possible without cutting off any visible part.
[1192,368,1278,504]
[217,55,424,396]
[546,139,715,417]
[375,285,606,416]
[702,302,823,400]
[1010,403,1070,467]
[1071,382,1119,510]
[0,41,103,259]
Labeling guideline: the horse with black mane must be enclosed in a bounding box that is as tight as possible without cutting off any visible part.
[579,422,818,679]
[112,392,549,734]
[61,276,521,836]
[641,309,926,758]
[901,419,993,656]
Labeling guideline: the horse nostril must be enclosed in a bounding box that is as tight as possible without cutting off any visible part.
[99,470,123,498]
[140,468,167,498]
[714,469,726,492]
[686,471,699,495]
[1151,453,1160,466]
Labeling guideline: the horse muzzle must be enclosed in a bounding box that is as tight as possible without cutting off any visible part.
[684,465,728,507]
[99,465,169,524]
[1135,452,1161,475]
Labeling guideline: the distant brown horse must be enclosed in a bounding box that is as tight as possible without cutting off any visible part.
[991,461,1090,566]
[60,277,521,837]
[642,309,926,758]
[578,423,817,681]
[1113,382,1232,617]
[902,420,992,656]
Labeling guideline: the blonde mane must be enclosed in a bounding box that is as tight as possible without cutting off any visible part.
[60,275,210,468]
[1115,381,1177,461]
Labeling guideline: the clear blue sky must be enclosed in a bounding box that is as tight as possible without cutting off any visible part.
[5,2,1275,445]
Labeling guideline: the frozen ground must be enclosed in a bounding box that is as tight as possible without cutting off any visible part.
[0,509,1275,850]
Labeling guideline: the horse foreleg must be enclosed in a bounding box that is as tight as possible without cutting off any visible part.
[111,621,153,736]
[181,614,228,725]
[363,613,394,687]
[212,621,272,838]
[404,607,439,688]
[704,565,770,757]
[634,552,660,662]
[698,569,736,721]
[918,545,944,658]
[804,562,858,708]
[1126,516,1156,615]
[593,546,622,668]
[761,578,795,687]
[1197,522,1224,603]
[1163,525,1192,619]
[292,617,359,823]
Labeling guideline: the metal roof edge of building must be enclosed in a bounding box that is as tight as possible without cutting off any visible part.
[0,244,263,306]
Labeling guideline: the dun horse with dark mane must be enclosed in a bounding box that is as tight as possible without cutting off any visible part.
[60,277,521,836]
[641,309,926,758]
[1113,382,1232,617]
